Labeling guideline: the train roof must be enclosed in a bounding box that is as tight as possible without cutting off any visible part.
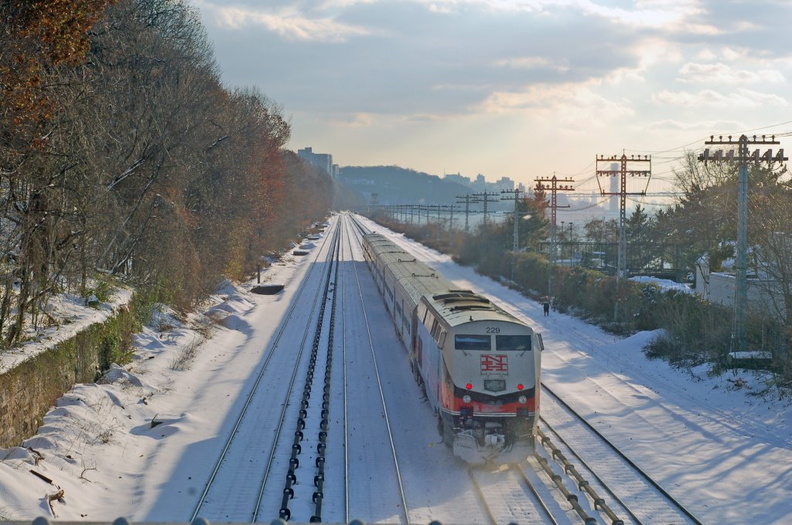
[426,290,525,328]
[364,233,450,300]
[363,233,527,328]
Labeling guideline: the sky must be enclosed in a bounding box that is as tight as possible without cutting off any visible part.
[1,213,791,523]
[191,0,792,198]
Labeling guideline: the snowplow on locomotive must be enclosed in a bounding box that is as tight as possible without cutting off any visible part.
[362,233,542,464]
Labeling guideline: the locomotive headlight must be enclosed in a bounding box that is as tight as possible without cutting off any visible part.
[518,395,527,404]
[462,395,472,403]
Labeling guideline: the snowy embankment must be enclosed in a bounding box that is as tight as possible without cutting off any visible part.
[0,254,308,521]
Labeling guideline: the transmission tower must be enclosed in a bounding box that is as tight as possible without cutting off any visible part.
[699,134,787,352]
[595,153,651,280]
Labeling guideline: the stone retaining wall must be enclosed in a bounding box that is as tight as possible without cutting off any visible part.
[0,309,136,448]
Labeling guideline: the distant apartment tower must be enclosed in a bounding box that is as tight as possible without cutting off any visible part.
[298,147,338,178]
[495,176,515,191]
[609,162,619,213]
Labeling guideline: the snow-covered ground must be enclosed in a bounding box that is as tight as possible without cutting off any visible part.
[1,215,791,523]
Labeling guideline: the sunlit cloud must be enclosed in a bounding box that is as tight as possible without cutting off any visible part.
[646,119,742,132]
[494,56,571,73]
[478,82,634,124]
[654,88,788,108]
[677,63,785,85]
[559,0,704,29]
[605,38,684,86]
[201,4,372,42]
[326,112,378,127]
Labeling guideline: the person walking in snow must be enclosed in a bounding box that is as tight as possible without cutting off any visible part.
[542,298,550,316]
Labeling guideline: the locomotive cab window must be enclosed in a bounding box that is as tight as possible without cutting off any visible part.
[496,334,532,351]
[417,303,428,325]
[455,334,491,351]
[430,318,441,340]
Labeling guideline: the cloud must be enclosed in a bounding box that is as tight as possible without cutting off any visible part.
[201,4,373,42]
[653,88,788,108]
[478,82,634,123]
[646,119,743,133]
[677,62,785,85]
[494,56,570,73]
[322,112,377,127]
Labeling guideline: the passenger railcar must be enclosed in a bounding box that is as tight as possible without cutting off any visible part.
[362,233,542,464]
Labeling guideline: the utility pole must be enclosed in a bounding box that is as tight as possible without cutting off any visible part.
[501,188,524,280]
[595,153,651,280]
[699,134,786,353]
[471,191,500,226]
[440,204,457,232]
[456,194,474,233]
[535,175,574,298]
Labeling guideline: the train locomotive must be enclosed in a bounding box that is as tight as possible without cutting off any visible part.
[362,233,542,464]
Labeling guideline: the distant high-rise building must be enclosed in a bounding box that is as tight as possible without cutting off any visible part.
[298,147,335,177]
[609,162,619,213]
[495,177,515,191]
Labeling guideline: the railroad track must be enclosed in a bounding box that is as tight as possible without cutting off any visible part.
[274,227,343,522]
[341,213,410,524]
[467,464,558,525]
[188,219,341,522]
[539,384,703,525]
[185,214,412,524]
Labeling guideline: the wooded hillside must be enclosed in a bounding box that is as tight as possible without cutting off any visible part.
[0,0,332,346]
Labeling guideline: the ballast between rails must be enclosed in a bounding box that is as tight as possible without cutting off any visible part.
[278,227,343,522]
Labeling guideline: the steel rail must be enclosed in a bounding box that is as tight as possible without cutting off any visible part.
[339,218,352,524]
[511,464,560,525]
[465,468,498,525]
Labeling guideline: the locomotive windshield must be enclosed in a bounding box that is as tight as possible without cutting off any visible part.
[455,334,491,351]
[496,334,532,351]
